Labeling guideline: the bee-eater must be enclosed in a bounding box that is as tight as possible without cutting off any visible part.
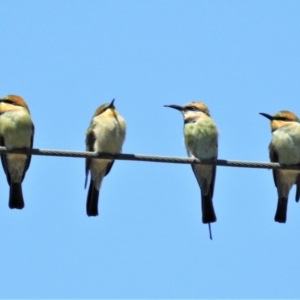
[0,95,34,209]
[260,110,300,223]
[164,102,218,237]
[85,99,126,217]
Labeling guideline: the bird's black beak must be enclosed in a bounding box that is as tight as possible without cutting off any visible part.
[259,112,273,120]
[109,98,115,109]
[164,104,184,111]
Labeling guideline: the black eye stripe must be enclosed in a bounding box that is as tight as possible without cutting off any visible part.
[274,117,291,121]
[185,105,199,111]
[0,99,21,106]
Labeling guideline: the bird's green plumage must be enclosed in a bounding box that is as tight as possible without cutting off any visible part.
[262,110,300,222]
[85,100,126,217]
[0,95,34,210]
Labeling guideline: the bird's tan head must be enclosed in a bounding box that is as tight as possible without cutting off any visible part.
[164,101,211,117]
[259,110,299,132]
[183,102,210,116]
[0,95,30,112]
[93,98,117,118]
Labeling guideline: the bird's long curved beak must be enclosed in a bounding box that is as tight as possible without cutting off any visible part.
[259,112,273,120]
[164,104,184,111]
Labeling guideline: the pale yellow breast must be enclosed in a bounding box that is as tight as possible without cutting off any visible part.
[92,113,126,153]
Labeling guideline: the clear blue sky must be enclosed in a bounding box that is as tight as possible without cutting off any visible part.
[0,0,300,298]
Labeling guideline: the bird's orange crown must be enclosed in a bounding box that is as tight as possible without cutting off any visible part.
[270,110,299,132]
[184,102,210,116]
[93,99,116,118]
[0,95,29,111]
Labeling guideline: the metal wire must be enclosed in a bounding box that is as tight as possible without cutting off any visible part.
[0,146,300,171]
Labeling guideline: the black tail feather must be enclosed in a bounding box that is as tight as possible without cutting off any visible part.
[201,193,216,223]
[9,182,24,209]
[275,197,288,223]
[86,181,99,217]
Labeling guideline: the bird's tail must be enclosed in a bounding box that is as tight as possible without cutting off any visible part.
[295,175,300,202]
[201,193,216,223]
[86,181,99,217]
[275,197,288,223]
[9,182,25,209]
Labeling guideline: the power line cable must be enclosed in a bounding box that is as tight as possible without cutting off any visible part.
[0,146,299,171]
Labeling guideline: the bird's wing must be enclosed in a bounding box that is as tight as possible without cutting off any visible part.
[85,126,96,188]
[210,142,218,198]
[269,142,278,187]
[0,135,10,184]
[210,165,216,199]
[104,160,115,177]
[22,122,34,179]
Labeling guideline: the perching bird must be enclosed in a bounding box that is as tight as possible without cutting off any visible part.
[260,111,300,223]
[164,102,218,237]
[85,99,126,217]
[0,95,34,209]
